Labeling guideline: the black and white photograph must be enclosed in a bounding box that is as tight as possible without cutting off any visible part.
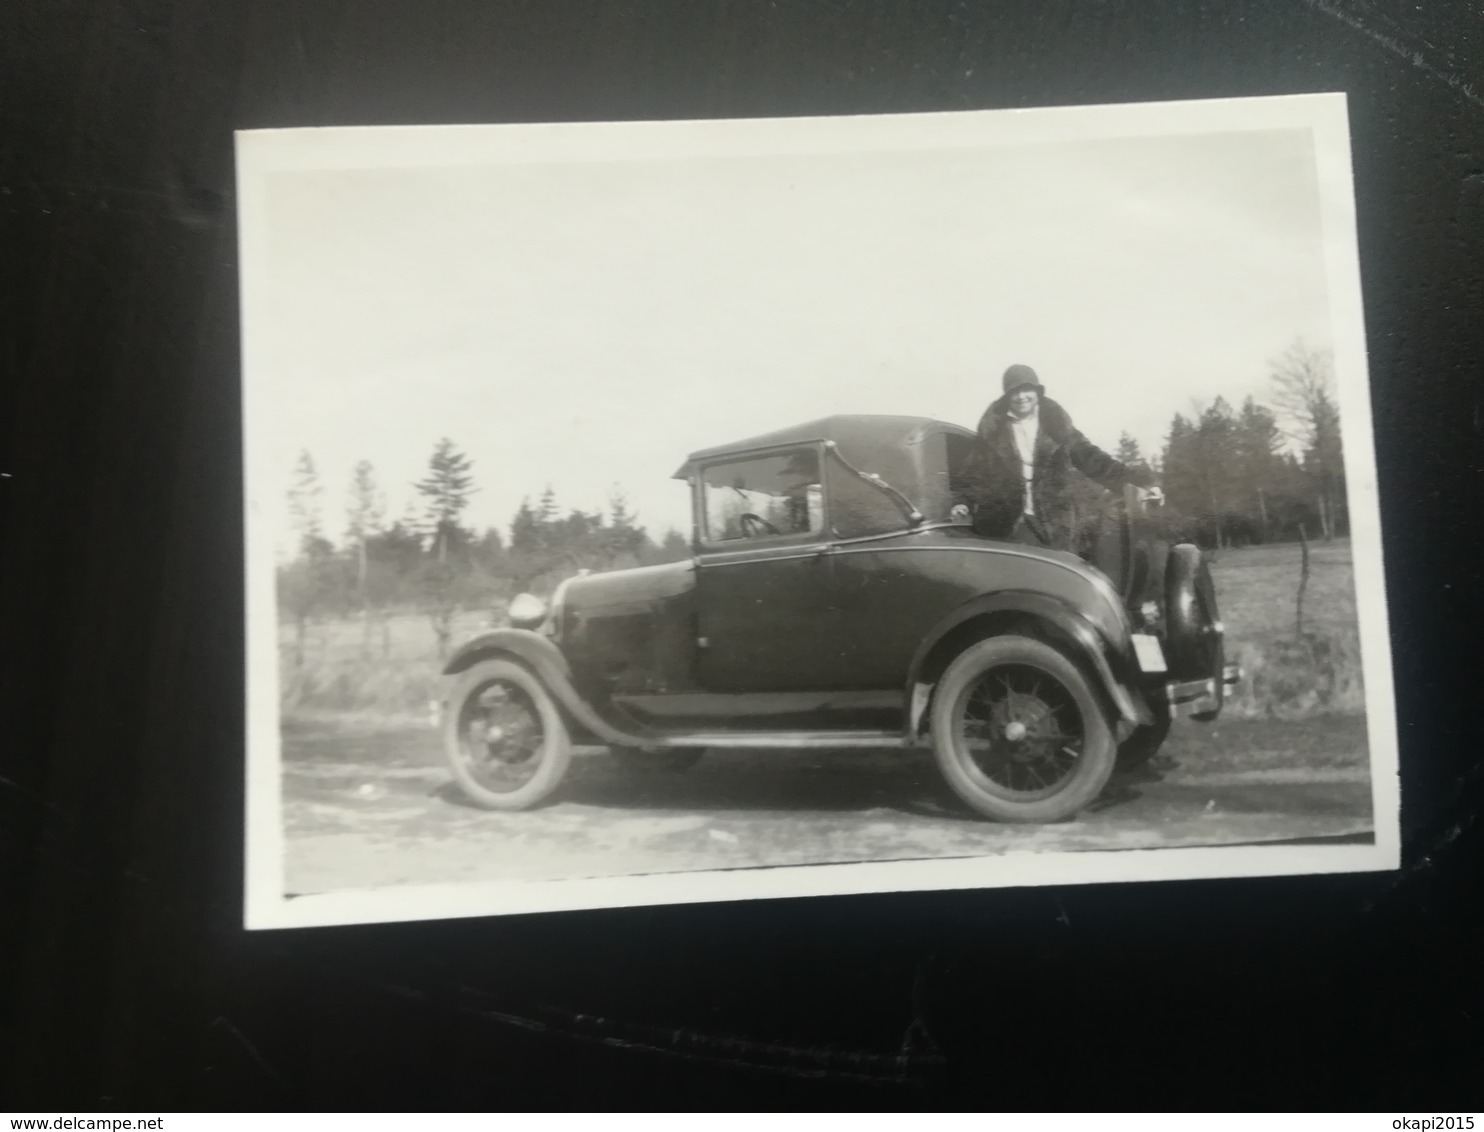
[238,93,1398,929]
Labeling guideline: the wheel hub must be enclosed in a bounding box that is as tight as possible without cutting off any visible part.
[961,663,1085,794]
[469,686,541,767]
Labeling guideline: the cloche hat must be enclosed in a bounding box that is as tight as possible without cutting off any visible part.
[1002,363,1044,394]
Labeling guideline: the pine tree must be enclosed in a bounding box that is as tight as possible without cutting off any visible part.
[1116,432,1153,480]
[1234,397,1283,541]
[345,459,385,541]
[365,518,424,604]
[537,485,559,525]
[604,487,647,560]
[282,450,336,668]
[412,439,479,657]
[414,438,477,564]
[344,459,385,592]
[1161,413,1198,515]
[508,492,565,593]
[1195,397,1240,547]
[287,450,327,557]
[474,526,506,573]
[510,497,540,555]
[608,487,635,529]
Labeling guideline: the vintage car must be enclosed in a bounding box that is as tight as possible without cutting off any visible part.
[436,415,1239,823]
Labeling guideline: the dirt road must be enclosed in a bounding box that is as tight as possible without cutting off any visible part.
[279,713,1374,895]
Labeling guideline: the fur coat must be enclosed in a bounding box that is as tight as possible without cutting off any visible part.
[960,393,1148,544]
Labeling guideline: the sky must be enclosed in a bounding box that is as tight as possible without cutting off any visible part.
[255,122,1334,551]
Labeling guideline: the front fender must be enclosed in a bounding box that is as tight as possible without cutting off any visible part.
[443,627,571,680]
[906,590,1149,730]
[440,628,662,748]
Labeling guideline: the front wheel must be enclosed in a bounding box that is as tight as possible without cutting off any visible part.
[443,658,572,810]
[930,636,1116,823]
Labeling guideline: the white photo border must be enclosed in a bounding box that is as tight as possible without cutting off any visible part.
[238,92,1399,930]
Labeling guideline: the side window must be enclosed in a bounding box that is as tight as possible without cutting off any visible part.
[701,449,823,543]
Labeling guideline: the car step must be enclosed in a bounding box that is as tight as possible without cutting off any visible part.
[644,730,912,750]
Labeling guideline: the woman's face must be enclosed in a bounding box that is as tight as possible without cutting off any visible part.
[1008,386,1040,419]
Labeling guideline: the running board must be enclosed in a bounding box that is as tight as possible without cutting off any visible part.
[644,730,915,751]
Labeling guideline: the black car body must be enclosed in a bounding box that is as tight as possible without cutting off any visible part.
[438,415,1238,822]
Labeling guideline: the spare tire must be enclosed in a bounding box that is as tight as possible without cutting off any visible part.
[1164,543,1225,721]
[1137,540,1169,614]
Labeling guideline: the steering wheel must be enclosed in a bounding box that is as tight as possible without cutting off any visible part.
[739,512,780,538]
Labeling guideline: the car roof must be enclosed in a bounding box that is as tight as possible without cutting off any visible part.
[672,414,975,479]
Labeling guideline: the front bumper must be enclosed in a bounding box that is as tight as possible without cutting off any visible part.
[1165,664,1242,718]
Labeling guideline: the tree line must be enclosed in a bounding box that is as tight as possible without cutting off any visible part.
[279,437,688,660]
[1069,340,1348,549]
[279,339,1348,656]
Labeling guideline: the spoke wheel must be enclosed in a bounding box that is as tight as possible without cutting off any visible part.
[443,658,571,810]
[931,636,1115,823]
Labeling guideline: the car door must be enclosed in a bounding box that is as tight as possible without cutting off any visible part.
[692,445,838,692]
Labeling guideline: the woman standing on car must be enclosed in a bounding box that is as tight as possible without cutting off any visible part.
[955,364,1162,550]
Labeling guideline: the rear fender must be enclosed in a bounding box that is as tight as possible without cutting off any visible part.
[905,591,1149,733]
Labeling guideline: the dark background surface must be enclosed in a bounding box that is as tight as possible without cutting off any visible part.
[3,0,1482,1110]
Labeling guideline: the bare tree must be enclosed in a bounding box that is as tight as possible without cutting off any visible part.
[1270,340,1346,540]
[283,450,333,669]
[344,459,386,650]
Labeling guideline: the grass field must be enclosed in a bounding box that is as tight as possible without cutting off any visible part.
[278,539,1363,723]
[1206,539,1363,718]
[278,607,497,723]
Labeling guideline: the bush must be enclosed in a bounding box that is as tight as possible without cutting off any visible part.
[1223,629,1365,719]
[1209,540,1365,719]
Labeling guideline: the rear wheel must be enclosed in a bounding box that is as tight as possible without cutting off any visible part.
[1115,696,1172,770]
[930,635,1116,823]
[443,658,572,810]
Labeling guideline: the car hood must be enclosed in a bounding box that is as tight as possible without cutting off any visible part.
[560,559,696,614]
